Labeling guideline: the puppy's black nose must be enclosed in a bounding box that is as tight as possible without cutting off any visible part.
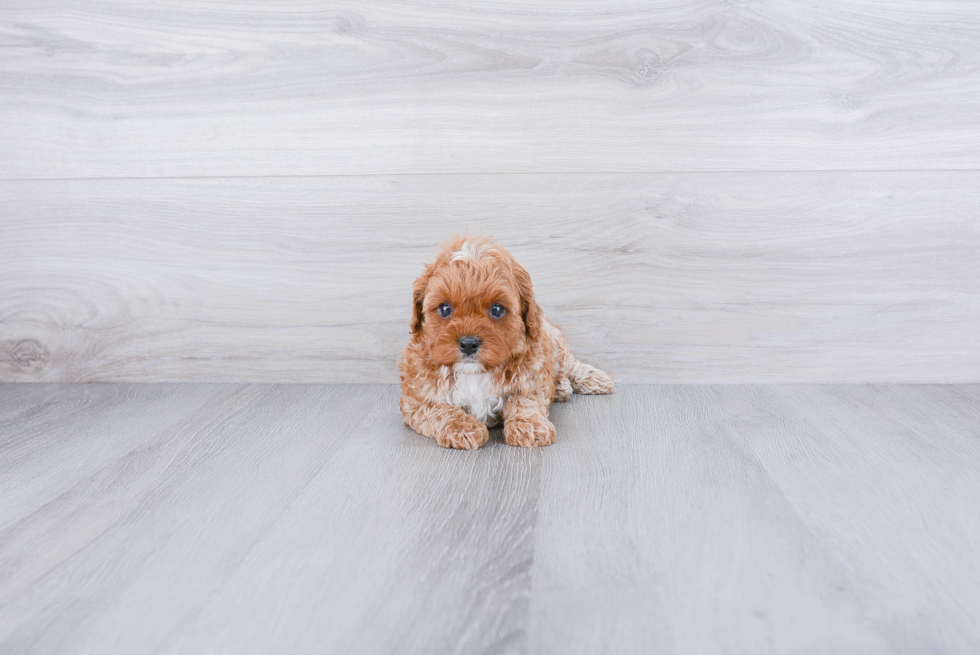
[458,335,481,355]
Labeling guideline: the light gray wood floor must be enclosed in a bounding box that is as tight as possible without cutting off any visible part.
[1,383,978,654]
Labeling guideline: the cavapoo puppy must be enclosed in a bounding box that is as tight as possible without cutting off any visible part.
[400,235,614,449]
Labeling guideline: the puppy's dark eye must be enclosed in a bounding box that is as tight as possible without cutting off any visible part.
[489,303,505,319]
[437,303,453,318]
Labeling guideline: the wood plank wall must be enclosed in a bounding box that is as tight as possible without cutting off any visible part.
[1,0,978,382]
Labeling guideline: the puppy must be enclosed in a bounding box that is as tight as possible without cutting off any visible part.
[399,235,614,449]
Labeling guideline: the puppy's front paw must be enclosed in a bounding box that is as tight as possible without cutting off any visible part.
[504,414,556,448]
[436,415,490,450]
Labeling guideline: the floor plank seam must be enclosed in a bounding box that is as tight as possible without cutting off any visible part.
[3,168,980,183]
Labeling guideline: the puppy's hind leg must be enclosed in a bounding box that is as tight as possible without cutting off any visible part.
[554,375,572,402]
[547,320,614,396]
[567,358,615,395]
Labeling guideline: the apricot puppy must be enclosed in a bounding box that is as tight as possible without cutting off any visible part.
[399,235,614,449]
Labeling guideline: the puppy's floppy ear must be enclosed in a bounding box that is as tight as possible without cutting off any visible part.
[410,263,435,334]
[512,261,543,343]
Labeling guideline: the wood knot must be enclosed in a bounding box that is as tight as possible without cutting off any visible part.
[2,339,50,371]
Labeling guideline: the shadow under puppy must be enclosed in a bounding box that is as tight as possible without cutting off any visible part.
[400,235,614,449]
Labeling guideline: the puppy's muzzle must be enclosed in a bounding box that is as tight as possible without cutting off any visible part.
[458,335,481,356]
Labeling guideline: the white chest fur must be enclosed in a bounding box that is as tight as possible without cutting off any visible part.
[447,362,507,426]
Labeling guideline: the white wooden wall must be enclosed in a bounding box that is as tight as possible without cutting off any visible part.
[1,0,978,383]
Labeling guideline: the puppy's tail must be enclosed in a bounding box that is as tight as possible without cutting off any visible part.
[565,357,615,395]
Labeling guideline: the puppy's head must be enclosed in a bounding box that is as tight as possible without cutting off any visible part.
[410,235,541,368]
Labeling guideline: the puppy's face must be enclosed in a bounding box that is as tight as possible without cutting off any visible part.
[411,238,539,368]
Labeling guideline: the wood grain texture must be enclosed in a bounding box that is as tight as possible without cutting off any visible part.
[1,383,979,653]
[530,384,980,654]
[2,173,978,383]
[2,0,980,178]
[0,383,540,654]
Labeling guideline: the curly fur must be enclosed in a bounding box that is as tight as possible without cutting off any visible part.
[399,235,614,449]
